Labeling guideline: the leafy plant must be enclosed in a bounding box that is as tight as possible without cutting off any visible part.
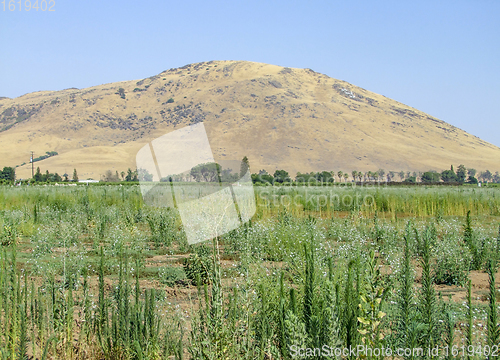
[487,260,499,347]
[357,251,389,353]
[433,229,471,286]
[465,279,473,359]
[159,266,186,286]
[463,211,488,270]
[183,244,213,284]
[419,226,440,350]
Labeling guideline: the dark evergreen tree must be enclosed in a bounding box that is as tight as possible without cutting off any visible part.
[441,169,458,183]
[240,156,250,178]
[33,167,42,182]
[456,164,467,183]
[126,168,133,181]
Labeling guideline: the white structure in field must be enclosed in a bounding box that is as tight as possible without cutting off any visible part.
[78,179,100,184]
[136,122,256,244]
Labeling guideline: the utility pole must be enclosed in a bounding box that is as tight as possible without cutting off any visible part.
[30,151,34,178]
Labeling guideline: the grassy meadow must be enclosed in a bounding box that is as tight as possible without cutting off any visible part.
[0,184,499,359]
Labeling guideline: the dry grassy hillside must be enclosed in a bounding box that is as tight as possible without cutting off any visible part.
[0,60,499,179]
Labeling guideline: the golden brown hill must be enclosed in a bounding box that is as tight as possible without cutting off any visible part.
[1,60,499,180]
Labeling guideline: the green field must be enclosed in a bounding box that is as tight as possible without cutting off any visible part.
[0,184,499,359]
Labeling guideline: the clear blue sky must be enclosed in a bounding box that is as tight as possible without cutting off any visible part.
[1,0,499,147]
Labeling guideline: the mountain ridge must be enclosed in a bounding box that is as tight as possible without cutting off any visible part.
[0,60,498,179]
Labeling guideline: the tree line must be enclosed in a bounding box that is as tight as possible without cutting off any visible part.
[0,159,498,185]
[101,168,141,182]
[31,167,79,183]
[251,165,500,185]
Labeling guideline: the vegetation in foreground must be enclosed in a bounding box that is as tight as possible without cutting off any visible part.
[0,185,498,359]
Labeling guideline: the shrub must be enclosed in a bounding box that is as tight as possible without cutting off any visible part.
[146,211,176,248]
[1,224,17,246]
[183,244,213,284]
[433,233,471,286]
[159,266,186,286]
[116,87,126,99]
[462,211,492,270]
[166,98,174,103]
[404,176,417,183]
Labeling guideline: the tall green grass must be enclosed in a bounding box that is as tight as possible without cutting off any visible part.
[0,184,498,359]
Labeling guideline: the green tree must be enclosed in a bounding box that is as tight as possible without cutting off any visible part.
[295,172,305,184]
[125,168,133,181]
[273,169,290,183]
[456,164,467,183]
[33,167,42,182]
[441,169,458,183]
[116,87,126,99]
[378,169,385,182]
[240,156,250,178]
[0,167,15,181]
[72,168,79,182]
[191,163,220,182]
[480,170,493,183]
[337,171,343,182]
[252,171,273,185]
[421,171,440,183]
[404,176,417,183]
[466,175,478,184]
[317,170,333,184]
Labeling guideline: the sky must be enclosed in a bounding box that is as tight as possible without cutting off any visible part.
[1,0,499,147]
